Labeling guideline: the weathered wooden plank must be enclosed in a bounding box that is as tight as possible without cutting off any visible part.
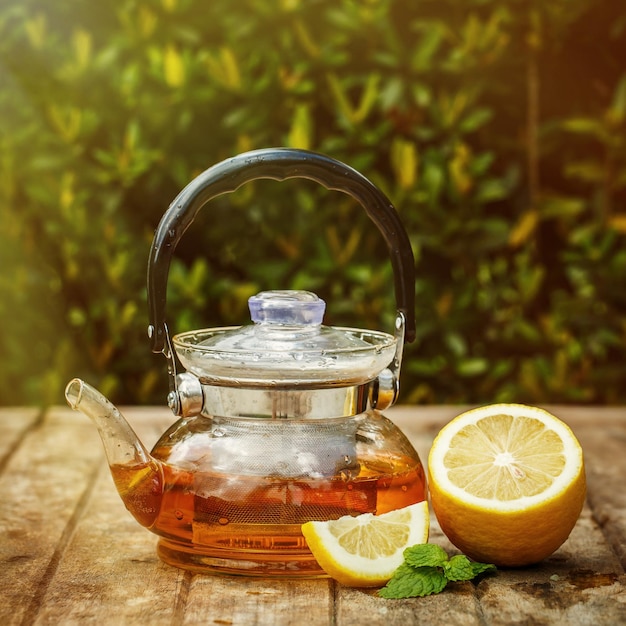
[33,465,184,625]
[475,505,626,625]
[385,405,626,625]
[574,422,626,571]
[183,575,333,626]
[0,407,104,626]
[0,407,40,467]
[336,578,482,626]
[334,510,480,626]
[389,404,626,574]
[1,404,625,625]
[112,405,176,443]
[336,475,626,624]
[547,405,626,424]
[31,406,182,624]
[33,405,329,625]
[388,404,626,434]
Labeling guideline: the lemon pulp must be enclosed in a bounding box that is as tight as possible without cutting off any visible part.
[302,501,429,587]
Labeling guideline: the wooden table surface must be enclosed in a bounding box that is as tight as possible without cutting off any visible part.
[1,403,625,625]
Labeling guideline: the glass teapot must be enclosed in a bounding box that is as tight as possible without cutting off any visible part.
[65,148,427,577]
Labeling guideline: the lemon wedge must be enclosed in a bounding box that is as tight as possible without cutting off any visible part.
[428,404,586,567]
[302,501,429,587]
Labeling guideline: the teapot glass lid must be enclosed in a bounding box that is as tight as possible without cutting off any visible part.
[172,290,397,388]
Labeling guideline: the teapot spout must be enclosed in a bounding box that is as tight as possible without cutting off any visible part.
[65,378,152,467]
[65,378,162,527]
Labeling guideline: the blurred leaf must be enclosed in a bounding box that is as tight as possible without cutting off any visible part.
[288,103,313,150]
[564,161,605,183]
[411,22,446,70]
[449,142,472,196]
[205,46,241,91]
[475,178,510,203]
[540,195,585,219]
[560,118,606,140]
[379,77,404,110]
[445,332,467,357]
[422,160,445,206]
[508,210,538,248]
[608,214,626,234]
[459,107,493,133]
[163,44,185,87]
[327,72,381,126]
[391,137,418,190]
[456,358,488,377]
[608,74,626,125]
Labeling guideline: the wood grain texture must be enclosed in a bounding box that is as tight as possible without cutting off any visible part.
[1,404,624,625]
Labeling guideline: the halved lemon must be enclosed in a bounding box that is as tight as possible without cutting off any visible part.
[428,404,586,567]
[302,501,429,587]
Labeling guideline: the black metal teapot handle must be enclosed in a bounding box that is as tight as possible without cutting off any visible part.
[147,148,416,354]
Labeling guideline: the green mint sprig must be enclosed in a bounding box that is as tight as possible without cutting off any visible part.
[379,544,496,599]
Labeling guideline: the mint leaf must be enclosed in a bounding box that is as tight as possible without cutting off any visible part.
[470,561,497,577]
[444,554,475,581]
[379,564,448,599]
[378,545,497,599]
[403,543,448,568]
[445,555,496,582]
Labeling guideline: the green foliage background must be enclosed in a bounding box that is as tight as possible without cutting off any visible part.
[1,0,626,407]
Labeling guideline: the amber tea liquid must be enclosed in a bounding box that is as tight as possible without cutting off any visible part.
[111,451,427,577]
